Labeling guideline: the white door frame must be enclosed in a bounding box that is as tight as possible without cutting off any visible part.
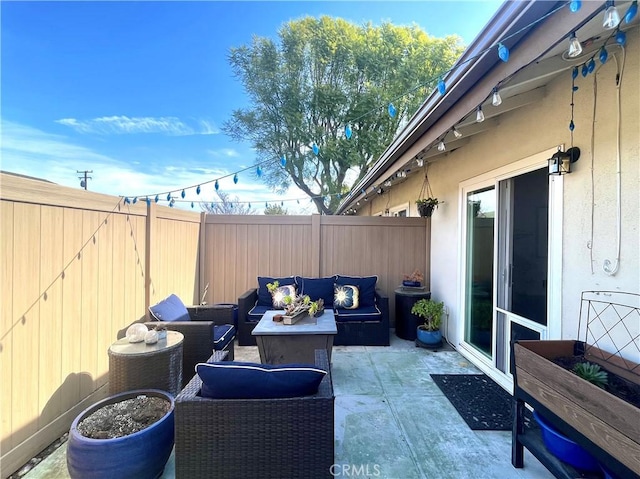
[456,146,563,391]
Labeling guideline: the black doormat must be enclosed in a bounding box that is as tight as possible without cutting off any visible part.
[430,374,513,430]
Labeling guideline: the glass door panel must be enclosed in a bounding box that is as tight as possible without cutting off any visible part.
[464,187,495,357]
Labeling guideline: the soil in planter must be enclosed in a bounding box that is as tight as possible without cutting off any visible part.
[78,395,171,439]
[552,356,640,409]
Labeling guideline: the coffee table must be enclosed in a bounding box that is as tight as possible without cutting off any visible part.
[252,310,337,364]
[108,331,184,395]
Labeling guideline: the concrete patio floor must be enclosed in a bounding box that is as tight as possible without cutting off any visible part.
[21,334,552,479]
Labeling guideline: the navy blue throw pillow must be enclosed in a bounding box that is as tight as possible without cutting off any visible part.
[149,294,190,322]
[196,361,327,399]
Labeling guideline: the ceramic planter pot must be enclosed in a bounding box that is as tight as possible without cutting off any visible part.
[67,389,175,479]
[416,327,441,345]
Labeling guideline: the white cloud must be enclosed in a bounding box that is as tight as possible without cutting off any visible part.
[0,120,311,214]
[55,115,219,136]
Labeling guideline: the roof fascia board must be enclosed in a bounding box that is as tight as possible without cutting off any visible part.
[338,1,603,213]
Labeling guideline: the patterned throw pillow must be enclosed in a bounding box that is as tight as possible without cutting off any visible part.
[271,285,296,309]
[334,285,359,309]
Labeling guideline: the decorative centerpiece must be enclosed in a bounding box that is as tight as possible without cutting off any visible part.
[267,281,324,325]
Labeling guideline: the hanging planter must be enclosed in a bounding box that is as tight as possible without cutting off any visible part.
[416,165,440,217]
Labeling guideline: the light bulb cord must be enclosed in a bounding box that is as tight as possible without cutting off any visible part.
[603,46,625,276]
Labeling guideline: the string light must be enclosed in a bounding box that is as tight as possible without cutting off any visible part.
[625,0,638,23]
[492,88,503,106]
[567,32,583,58]
[233,173,238,184]
[214,180,219,191]
[599,47,608,64]
[497,43,510,62]
[181,189,186,198]
[121,0,593,209]
[615,30,627,46]
[603,0,620,29]
[437,140,446,152]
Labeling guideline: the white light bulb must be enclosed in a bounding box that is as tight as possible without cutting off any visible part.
[453,127,463,139]
[437,141,446,152]
[603,3,620,29]
[476,106,485,123]
[492,90,503,106]
[567,33,583,58]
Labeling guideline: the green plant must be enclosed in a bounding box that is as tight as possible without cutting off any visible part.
[573,362,608,389]
[411,299,444,331]
[415,198,439,207]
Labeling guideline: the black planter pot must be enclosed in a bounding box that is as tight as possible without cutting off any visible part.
[417,203,436,217]
[67,389,175,479]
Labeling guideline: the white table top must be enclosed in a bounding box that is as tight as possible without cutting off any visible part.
[109,330,183,356]
[252,310,337,335]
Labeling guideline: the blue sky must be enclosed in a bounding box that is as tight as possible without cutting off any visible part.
[1,0,502,213]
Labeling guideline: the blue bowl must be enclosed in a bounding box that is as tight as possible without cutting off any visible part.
[533,411,599,472]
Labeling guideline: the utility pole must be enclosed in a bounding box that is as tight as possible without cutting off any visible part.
[77,170,93,190]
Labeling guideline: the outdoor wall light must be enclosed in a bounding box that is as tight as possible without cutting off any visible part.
[548,147,580,175]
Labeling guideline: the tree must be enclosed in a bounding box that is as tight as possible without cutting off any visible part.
[264,203,289,215]
[224,16,463,214]
[201,191,255,215]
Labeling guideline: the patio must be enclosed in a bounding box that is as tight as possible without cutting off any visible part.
[20,335,552,479]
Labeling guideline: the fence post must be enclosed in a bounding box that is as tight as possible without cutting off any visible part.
[311,214,321,276]
[144,202,156,320]
[198,212,207,304]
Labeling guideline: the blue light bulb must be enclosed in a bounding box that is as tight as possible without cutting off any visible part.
[132,197,138,204]
[625,1,638,23]
[181,189,186,199]
[581,64,588,77]
[155,195,159,203]
[345,124,352,139]
[191,202,194,208]
[166,193,171,201]
[256,166,262,177]
[233,173,238,184]
[498,43,509,62]
[569,120,575,131]
[312,143,319,155]
[615,30,627,46]
[146,198,151,206]
[280,155,286,167]
[196,185,201,195]
[437,79,446,95]
[572,66,579,79]
[124,197,130,204]
[569,0,581,12]
[388,103,397,118]
[599,47,608,64]
[587,58,595,73]
[215,180,219,191]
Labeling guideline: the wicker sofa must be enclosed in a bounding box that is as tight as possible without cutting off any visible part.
[142,298,236,387]
[238,275,390,347]
[175,349,335,479]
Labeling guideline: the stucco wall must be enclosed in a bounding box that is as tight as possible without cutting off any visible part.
[377,27,639,345]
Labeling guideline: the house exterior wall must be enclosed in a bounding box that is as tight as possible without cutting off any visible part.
[377,27,639,347]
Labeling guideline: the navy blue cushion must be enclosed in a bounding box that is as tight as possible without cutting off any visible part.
[257,276,296,307]
[334,285,359,309]
[196,361,327,399]
[248,304,277,323]
[335,275,377,307]
[212,324,235,350]
[149,294,190,322]
[334,305,382,322]
[297,276,337,307]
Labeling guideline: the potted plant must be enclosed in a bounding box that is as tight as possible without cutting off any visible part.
[416,198,439,217]
[403,269,424,287]
[411,298,444,347]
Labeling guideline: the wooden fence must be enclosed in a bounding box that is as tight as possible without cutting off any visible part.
[0,172,429,477]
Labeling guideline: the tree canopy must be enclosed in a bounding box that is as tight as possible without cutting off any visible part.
[224,16,463,214]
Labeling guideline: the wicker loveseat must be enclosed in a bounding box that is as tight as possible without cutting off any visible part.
[174,349,335,479]
[238,275,390,347]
